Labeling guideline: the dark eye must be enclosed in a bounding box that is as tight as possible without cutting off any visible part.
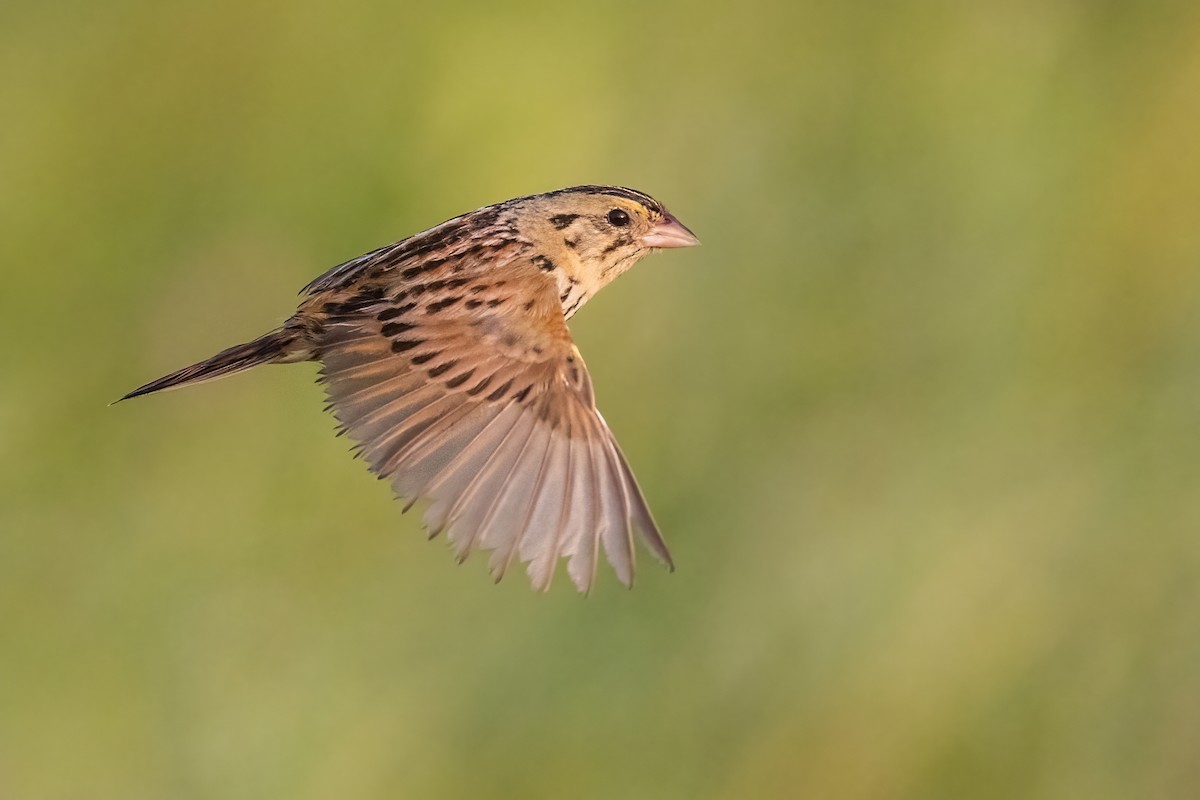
[606,208,631,227]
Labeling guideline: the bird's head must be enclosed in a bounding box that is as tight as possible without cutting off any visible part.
[511,185,699,297]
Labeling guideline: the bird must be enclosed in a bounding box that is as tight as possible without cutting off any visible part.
[121,185,700,593]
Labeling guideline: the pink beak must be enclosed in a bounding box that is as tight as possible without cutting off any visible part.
[642,212,700,249]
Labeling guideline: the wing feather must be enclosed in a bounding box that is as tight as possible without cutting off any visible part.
[563,421,601,592]
[314,259,671,592]
[526,428,574,591]
[487,409,558,583]
[445,406,543,558]
[597,429,636,586]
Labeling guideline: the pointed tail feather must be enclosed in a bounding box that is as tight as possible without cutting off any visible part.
[118,329,299,402]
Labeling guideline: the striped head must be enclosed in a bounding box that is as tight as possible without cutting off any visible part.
[506,186,699,312]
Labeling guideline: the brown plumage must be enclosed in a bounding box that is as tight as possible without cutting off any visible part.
[121,185,699,592]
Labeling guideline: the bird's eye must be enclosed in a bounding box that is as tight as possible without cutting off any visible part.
[606,208,631,227]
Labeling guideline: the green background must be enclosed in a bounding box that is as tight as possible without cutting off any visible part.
[4,1,1200,797]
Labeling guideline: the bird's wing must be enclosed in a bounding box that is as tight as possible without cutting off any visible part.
[315,261,671,592]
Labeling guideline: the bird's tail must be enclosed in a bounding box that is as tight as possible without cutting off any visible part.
[118,328,301,402]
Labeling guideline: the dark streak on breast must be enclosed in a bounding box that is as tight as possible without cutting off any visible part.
[532,255,556,272]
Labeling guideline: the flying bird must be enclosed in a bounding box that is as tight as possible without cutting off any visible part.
[122,185,699,592]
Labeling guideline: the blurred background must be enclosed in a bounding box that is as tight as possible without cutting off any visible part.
[3,1,1200,798]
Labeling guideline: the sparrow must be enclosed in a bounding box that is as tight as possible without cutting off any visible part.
[121,186,700,593]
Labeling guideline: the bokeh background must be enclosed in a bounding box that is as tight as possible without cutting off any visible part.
[4,1,1200,798]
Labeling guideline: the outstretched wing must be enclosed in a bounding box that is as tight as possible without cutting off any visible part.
[314,257,671,592]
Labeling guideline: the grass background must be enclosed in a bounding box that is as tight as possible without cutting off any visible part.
[3,1,1200,797]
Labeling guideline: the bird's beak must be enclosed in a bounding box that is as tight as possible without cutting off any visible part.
[642,212,700,249]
